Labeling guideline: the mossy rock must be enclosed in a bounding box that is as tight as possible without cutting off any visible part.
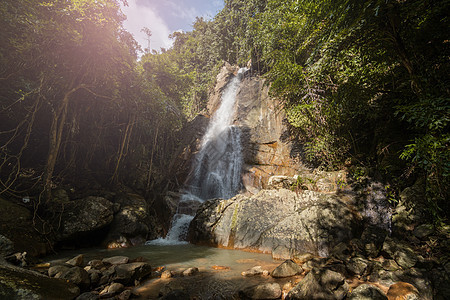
[0,265,80,299]
[0,198,50,257]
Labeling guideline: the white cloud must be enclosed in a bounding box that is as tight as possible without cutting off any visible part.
[166,1,199,22]
[120,0,173,52]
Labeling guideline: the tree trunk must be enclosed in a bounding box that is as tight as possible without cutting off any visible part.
[43,85,81,201]
[111,114,136,183]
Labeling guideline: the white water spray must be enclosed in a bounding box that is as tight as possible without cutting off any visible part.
[147,68,247,245]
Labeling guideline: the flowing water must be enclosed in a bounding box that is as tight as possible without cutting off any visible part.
[148,68,247,245]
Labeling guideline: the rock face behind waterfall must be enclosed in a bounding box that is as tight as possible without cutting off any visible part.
[205,63,303,194]
[234,77,303,193]
[188,189,361,259]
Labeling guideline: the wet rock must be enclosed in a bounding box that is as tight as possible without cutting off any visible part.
[346,257,369,275]
[182,267,199,276]
[161,270,173,278]
[242,266,266,276]
[76,292,99,300]
[387,282,419,300]
[100,282,124,296]
[286,268,348,300]
[0,234,14,257]
[48,264,71,278]
[102,256,129,265]
[413,224,434,239]
[58,196,114,241]
[88,259,104,269]
[114,262,152,284]
[60,266,91,290]
[347,284,387,300]
[271,259,303,278]
[241,283,282,299]
[189,189,360,258]
[66,254,84,267]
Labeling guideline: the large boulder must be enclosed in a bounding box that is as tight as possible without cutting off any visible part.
[0,235,14,258]
[286,268,349,300]
[188,189,360,258]
[0,197,49,256]
[57,196,114,241]
[271,260,303,278]
[105,193,158,246]
[59,267,90,291]
[0,264,80,299]
[113,262,152,284]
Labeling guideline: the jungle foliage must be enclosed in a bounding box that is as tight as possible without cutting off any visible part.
[0,0,185,207]
[165,0,449,219]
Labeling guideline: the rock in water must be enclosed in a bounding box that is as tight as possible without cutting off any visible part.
[66,254,84,267]
[102,256,129,265]
[57,196,114,241]
[271,260,303,278]
[114,262,152,284]
[189,189,359,258]
[241,266,266,276]
[182,267,199,276]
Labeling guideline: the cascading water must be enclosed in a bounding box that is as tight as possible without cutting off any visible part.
[147,68,247,245]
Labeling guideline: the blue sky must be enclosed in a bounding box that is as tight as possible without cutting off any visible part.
[121,0,224,52]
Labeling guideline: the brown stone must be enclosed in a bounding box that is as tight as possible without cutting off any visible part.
[387,282,419,300]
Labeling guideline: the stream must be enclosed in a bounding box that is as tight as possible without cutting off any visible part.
[46,244,286,299]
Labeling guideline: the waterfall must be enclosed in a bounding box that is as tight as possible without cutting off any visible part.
[147,68,247,245]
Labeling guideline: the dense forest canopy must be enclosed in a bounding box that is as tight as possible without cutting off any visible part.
[1,0,449,221]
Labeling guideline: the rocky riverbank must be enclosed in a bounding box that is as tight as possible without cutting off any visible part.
[1,218,449,300]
